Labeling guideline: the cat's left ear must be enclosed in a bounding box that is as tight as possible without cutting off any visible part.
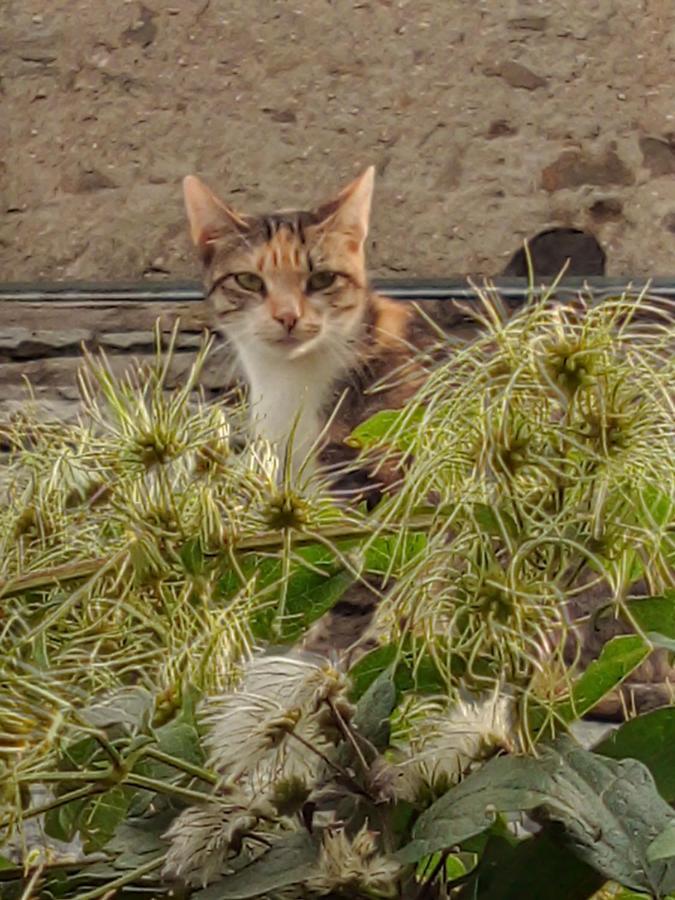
[313,166,375,245]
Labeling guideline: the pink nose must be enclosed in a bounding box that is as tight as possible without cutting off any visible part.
[274,312,298,333]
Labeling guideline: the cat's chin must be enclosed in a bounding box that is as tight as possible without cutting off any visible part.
[263,334,324,360]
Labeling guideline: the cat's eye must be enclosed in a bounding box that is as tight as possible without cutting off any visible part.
[233,272,265,293]
[306,270,338,293]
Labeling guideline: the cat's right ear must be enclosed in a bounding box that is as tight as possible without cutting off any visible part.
[182,175,249,260]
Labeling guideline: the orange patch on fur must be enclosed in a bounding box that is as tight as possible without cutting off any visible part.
[371,295,411,350]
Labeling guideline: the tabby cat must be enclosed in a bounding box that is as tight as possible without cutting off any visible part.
[183,171,672,716]
[183,167,417,485]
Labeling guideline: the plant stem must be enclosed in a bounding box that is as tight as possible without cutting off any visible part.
[0,784,105,829]
[415,850,449,900]
[0,858,103,883]
[72,855,165,900]
[0,512,442,597]
[287,730,373,801]
[0,556,110,598]
[19,865,43,900]
[125,773,213,805]
[143,746,218,784]
[326,698,370,771]
[18,770,112,784]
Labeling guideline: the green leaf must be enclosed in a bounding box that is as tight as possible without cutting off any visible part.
[80,786,132,852]
[346,406,424,451]
[193,830,319,899]
[626,591,675,652]
[180,536,206,575]
[649,824,675,863]
[232,545,355,644]
[274,568,355,644]
[155,718,204,767]
[476,707,675,900]
[638,486,674,530]
[399,737,675,895]
[351,667,397,751]
[105,812,173,870]
[532,635,650,730]
[363,532,427,576]
[472,503,518,540]
[44,795,90,844]
[348,643,445,700]
[597,708,675,802]
[457,831,604,900]
[82,686,155,731]
[60,735,101,770]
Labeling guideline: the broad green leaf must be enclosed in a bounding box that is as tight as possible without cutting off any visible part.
[82,686,155,731]
[348,643,445,700]
[417,851,468,883]
[194,830,319,899]
[0,855,16,871]
[398,737,675,895]
[626,592,675,652]
[155,718,204,767]
[363,532,427,576]
[80,785,132,852]
[135,718,204,784]
[638,486,674,530]
[221,544,355,644]
[346,406,424,451]
[47,784,132,852]
[59,735,101,771]
[649,824,675,863]
[106,813,173,870]
[597,708,675,802]
[457,832,603,900]
[532,635,650,731]
[472,503,518,540]
[180,536,207,575]
[44,795,90,844]
[351,667,397,751]
[470,707,675,900]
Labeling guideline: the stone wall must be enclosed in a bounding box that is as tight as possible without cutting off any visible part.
[2,0,675,283]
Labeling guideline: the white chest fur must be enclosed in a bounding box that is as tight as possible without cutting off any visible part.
[236,346,342,474]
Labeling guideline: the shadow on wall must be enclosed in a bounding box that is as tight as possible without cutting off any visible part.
[503,227,607,277]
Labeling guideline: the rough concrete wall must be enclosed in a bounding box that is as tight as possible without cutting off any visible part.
[2,0,675,282]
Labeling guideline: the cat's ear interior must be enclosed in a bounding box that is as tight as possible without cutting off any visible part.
[313,166,375,245]
[182,175,249,258]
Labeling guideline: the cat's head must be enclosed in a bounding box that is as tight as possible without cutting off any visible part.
[183,168,375,362]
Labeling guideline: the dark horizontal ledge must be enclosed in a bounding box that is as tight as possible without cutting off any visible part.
[1,277,675,304]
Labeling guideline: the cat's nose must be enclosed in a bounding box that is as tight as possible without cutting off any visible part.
[274,312,298,333]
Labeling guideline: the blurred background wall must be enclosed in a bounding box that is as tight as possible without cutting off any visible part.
[2,0,675,283]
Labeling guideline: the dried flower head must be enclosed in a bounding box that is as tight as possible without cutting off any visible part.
[306,823,400,897]
[162,793,275,886]
[240,654,349,713]
[394,688,518,797]
[203,654,348,784]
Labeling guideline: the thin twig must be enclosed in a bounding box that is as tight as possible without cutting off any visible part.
[143,746,218,784]
[125,773,214,805]
[0,784,105,829]
[288,730,374,801]
[0,512,441,598]
[72,855,164,900]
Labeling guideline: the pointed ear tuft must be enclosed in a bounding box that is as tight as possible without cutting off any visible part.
[182,175,249,260]
[314,166,375,244]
